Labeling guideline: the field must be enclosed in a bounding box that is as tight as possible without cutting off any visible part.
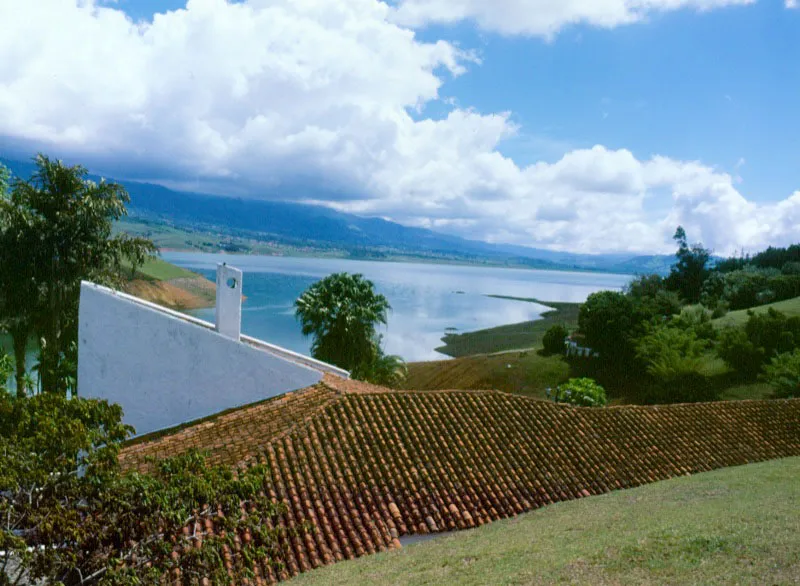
[292,456,800,586]
[435,297,580,357]
[403,350,570,398]
[713,295,800,328]
[123,256,197,281]
[120,254,217,310]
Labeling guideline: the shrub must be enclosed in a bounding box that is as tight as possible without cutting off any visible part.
[745,308,800,358]
[636,324,707,381]
[542,324,569,355]
[634,324,718,403]
[762,349,800,398]
[550,378,607,407]
[578,291,638,371]
[671,305,716,341]
[717,327,765,379]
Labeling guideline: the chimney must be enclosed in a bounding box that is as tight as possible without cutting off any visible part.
[215,263,243,340]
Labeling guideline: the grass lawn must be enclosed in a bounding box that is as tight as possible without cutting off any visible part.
[121,256,197,281]
[713,295,800,328]
[435,297,581,358]
[292,457,800,586]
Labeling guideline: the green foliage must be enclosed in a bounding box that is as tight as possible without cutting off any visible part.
[666,226,712,304]
[761,349,800,398]
[626,274,682,319]
[0,155,156,395]
[542,324,569,356]
[352,348,408,388]
[296,272,396,382]
[578,291,638,371]
[717,327,765,379]
[701,266,800,312]
[549,377,607,407]
[634,324,716,403]
[717,308,800,379]
[0,393,291,584]
[636,324,707,381]
[671,305,716,341]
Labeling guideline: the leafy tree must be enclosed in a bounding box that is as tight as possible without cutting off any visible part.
[670,305,716,341]
[542,324,569,356]
[295,272,390,373]
[717,309,800,378]
[626,274,682,321]
[636,324,707,381]
[666,226,711,304]
[548,378,607,407]
[0,155,156,394]
[0,389,292,585]
[717,327,765,379]
[578,291,639,371]
[762,349,800,398]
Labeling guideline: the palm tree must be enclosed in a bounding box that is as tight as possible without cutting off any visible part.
[295,272,390,374]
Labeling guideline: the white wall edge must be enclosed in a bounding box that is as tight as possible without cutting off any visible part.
[79,281,349,378]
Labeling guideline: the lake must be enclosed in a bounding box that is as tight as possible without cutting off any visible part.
[162,252,632,362]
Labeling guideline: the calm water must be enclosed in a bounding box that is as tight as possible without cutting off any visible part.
[162,252,631,361]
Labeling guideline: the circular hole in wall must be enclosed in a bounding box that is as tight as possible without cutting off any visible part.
[226,277,237,289]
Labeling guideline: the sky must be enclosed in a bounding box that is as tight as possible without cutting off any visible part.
[0,0,798,255]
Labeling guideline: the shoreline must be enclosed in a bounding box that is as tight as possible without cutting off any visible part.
[157,246,637,278]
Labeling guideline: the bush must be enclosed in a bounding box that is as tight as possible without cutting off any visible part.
[671,305,716,341]
[542,324,569,355]
[636,324,707,380]
[717,327,765,379]
[578,291,638,371]
[550,378,607,407]
[762,349,800,398]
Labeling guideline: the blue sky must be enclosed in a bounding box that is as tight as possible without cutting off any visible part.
[1,0,798,254]
[419,2,799,201]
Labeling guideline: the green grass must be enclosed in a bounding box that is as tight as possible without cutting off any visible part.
[435,297,581,357]
[404,350,571,399]
[292,457,800,586]
[123,256,197,281]
[713,295,800,328]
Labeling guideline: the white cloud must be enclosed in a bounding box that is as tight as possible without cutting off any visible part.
[0,0,798,256]
[389,0,755,38]
[787,0,797,8]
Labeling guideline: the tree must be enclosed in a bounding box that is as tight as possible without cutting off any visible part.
[762,349,800,398]
[352,348,408,387]
[0,389,293,585]
[295,272,391,373]
[0,155,156,394]
[542,324,569,356]
[625,274,682,320]
[577,291,638,371]
[666,226,711,304]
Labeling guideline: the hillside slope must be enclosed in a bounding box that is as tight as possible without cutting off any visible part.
[120,376,800,583]
[121,257,215,310]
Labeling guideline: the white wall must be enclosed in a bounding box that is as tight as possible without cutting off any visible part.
[77,282,332,436]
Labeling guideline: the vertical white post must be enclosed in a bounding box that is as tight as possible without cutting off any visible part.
[215,263,243,340]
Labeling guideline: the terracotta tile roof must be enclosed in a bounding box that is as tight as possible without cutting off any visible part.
[119,378,800,583]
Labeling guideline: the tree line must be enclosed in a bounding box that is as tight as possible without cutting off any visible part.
[571,227,800,403]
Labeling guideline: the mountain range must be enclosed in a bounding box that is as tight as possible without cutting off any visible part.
[1,156,674,275]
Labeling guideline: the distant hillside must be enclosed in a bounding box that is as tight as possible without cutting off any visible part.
[1,156,674,275]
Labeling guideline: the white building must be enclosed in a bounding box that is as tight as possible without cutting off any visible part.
[77,263,347,436]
